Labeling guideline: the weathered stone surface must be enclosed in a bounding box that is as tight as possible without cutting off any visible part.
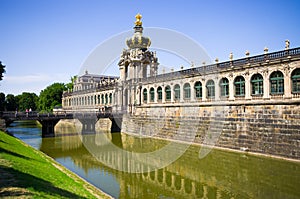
[122,104,300,160]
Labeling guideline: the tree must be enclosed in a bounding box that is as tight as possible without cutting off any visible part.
[17,92,38,111]
[0,61,5,81]
[65,75,77,91]
[38,83,66,112]
[0,92,5,111]
[5,94,17,111]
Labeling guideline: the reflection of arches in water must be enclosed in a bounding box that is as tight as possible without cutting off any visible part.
[195,183,204,198]
[184,178,192,194]
[207,186,217,199]
[174,174,181,190]
[165,172,172,187]
[150,171,155,181]
[157,169,163,183]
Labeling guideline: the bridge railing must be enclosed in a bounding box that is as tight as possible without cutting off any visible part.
[1,111,73,119]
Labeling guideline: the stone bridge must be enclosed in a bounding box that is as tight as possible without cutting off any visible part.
[0,111,123,137]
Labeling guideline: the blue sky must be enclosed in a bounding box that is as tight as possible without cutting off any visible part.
[1,0,300,95]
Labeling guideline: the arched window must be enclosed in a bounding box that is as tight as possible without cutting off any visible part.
[220,78,229,97]
[109,93,112,104]
[206,80,215,98]
[270,71,284,94]
[251,74,263,95]
[98,95,100,104]
[157,86,163,101]
[291,68,300,93]
[101,94,104,104]
[184,83,191,99]
[143,88,148,102]
[234,76,245,96]
[94,95,97,104]
[194,81,202,99]
[105,93,108,104]
[174,84,180,101]
[150,87,155,102]
[165,86,171,101]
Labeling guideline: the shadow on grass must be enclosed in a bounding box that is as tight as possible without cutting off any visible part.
[0,165,86,198]
[0,148,32,160]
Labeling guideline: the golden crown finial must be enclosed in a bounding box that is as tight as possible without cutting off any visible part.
[135,13,142,26]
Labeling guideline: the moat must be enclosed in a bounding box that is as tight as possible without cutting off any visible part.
[7,121,300,199]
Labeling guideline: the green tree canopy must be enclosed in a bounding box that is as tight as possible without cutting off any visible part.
[16,92,38,111]
[38,83,66,112]
[65,75,77,91]
[0,92,5,111]
[0,61,6,81]
[5,94,18,111]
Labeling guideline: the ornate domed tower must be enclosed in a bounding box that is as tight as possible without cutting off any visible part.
[118,14,159,82]
[117,14,159,112]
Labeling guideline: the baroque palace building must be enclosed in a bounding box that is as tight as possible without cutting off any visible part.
[62,14,300,114]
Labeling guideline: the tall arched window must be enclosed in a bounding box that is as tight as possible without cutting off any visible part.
[109,93,112,104]
[143,88,148,102]
[234,76,245,96]
[174,84,180,101]
[101,94,104,104]
[251,74,263,95]
[165,86,171,101]
[194,81,202,99]
[157,86,163,101]
[220,78,229,97]
[98,95,100,104]
[184,83,191,99]
[206,80,215,99]
[291,68,300,93]
[270,71,284,94]
[150,87,155,102]
[105,94,108,104]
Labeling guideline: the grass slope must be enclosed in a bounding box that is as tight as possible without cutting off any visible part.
[0,131,110,198]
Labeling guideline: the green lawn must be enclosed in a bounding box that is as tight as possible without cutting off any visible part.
[0,130,110,198]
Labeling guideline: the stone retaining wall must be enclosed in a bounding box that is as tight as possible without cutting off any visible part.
[121,104,300,159]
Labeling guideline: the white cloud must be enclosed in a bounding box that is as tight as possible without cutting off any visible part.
[0,73,70,95]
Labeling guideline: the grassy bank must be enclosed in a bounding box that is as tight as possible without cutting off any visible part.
[0,130,111,198]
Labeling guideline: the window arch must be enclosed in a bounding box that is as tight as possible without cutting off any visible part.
[150,87,155,102]
[251,74,263,95]
[183,83,191,99]
[194,81,202,99]
[157,86,163,101]
[101,94,104,104]
[270,71,284,94]
[165,86,171,101]
[174,84,180,101]
[109,93,112,104]
[291,68,300,93]
[105,93,108,104]
[234,76,245,96]
[143,88,148,102]
[97,95,100,104]
[206,80,215,98]
[219,78,229,97]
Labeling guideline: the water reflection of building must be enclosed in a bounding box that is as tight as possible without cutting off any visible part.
[40,132,300,199]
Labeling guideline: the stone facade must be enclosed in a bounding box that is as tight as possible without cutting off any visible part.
[62,14,300,159]
[122,103,300,159]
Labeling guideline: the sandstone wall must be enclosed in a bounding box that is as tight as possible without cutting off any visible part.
[121,104,300,159]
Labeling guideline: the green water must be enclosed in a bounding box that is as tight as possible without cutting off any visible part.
[8,121,300,199]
